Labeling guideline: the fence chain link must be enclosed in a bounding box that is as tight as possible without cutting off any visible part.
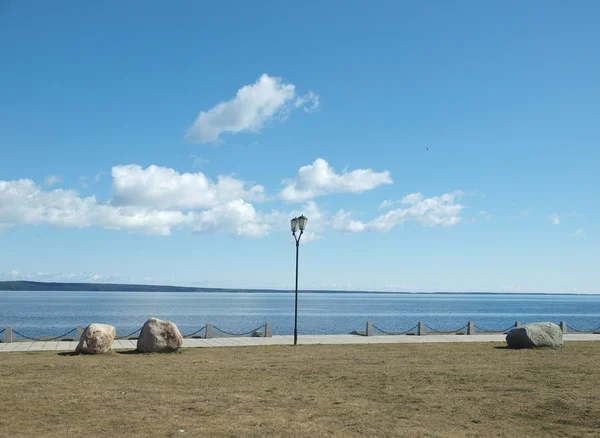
[566,324,600,333]
[372,324,419,335]
[473,324,517,333]
[115,327,142,339]
[183,325,207,338]
[213,324,265,337]
[424,323,469,334]
[11,327,78,341]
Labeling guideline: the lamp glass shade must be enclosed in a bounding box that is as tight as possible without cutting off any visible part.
[297,215,308,231]
[290,218,299,232]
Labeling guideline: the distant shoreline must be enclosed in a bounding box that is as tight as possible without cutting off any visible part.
[0,281,596,296]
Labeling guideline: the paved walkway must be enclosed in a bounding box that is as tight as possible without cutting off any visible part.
[1,333,598,353]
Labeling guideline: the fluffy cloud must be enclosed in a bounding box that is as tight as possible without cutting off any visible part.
[0,179,196,236]
[549,213,560,225]
[1,176,273,238]
[185,74,319,143]
[192,199,269,238]
[111,164,265,209]
[574,229,586,237]
[332,191,464,232]
[280,158,392,202]
[1,165,467,240]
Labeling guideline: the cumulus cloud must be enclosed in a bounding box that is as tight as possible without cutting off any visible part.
[0,178,197,236]
[1,164,467,241]
[185,74,319,143]
[111,164,265,210]
[574,229,586,237]
[1,174,270,238]
[280,158,392,202]
[332,191,464,232]
[549,213,560,225]
[192,199,269,238]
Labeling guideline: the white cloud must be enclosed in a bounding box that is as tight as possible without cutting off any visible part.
[332,191,464,232]
[294,91,320,112]
[44,175,62,187]
[549,213,560,225]
[1,174,269,238]
[378,200,396,209]
[192,199,269,238]
[1,165,463,241]
[111,164,265,210]
[280,158,392,202]
[0,178,195,236]
[574,229,586,237]
[79,176,89,189]
[185,74,319,143]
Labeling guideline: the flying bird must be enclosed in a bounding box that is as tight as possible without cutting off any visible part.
[425,147,430,151]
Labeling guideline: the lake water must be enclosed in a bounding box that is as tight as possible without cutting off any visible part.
[1,291,600,338]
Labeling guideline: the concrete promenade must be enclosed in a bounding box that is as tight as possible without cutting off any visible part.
[1,333,599,353]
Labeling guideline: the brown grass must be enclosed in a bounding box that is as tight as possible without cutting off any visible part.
[1,342,599,437]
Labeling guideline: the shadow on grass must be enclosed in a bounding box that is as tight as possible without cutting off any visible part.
[116,349,143,355]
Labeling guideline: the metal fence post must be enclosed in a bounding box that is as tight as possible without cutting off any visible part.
[467,321,475,335]
[265,322,272,337]
[515,321,521,327]
[4,326,12,343]
[560,321,567,333]
[205,324,213,339]
[418,321,425,336]
[365,321,373,337]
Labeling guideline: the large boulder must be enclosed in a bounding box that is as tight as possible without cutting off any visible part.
[76,323,116,354]
[137,318,183,353]
[506,322,563,348]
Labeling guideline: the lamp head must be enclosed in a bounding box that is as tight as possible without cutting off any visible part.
[297,215,308,231]
[290,217,299,233]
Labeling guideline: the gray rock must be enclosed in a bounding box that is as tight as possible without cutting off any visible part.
[76,323,116,354]
[505,322,563,348]
[137,317,183,353]
[251,331,264,337]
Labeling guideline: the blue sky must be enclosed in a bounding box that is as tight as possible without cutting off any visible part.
[0,1,598,293]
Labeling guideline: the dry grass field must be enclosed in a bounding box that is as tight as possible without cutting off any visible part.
[1,342,599,437]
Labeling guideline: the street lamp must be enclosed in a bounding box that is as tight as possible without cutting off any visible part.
[291,215,307,345]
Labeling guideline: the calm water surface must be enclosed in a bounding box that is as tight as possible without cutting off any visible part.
[1,291,600,337]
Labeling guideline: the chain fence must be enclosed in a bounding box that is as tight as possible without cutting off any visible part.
[474,324,517,333]
[213,324,266,337]
[115,327,142,339]
[566,324,600,333]
[11,327,78,341]
[424,323,469,334]
[372,323,419,335]
[182,325,207,338]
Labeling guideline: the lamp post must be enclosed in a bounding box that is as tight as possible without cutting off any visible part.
[291,215,308,346]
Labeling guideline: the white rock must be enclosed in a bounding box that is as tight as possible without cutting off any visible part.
[506,322,563,348]
[75,323,116,354]
[137,317,183,353]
